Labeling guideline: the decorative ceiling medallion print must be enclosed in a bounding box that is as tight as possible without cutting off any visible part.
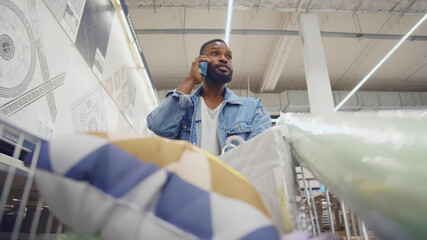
[0,34,14,60]
[0,0,36,98]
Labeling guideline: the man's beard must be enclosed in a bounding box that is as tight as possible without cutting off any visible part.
[206,65,233,84]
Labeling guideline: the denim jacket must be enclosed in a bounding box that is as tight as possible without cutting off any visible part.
[146,86,271,151]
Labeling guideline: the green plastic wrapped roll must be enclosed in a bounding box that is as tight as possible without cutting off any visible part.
[277,110,427,240]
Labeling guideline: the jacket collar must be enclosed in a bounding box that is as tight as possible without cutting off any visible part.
[223,87,242,105]
[192,86,242,105]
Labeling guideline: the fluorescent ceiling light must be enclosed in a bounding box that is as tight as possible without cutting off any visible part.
[335,13,427,111]
[143,69,159,104]
[224,0,234,44]
[120,9,134,43]
[133,42,144,68]
[142,68,150,81]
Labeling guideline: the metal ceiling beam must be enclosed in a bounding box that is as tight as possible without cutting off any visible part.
[389,0,400,13]
[126,2,425,14]
[334,14,401,86]
[259,3,301,93]
[134,28,427,41]
[401,0,418,16]
[259,27,297,92]
[306,0,314,12]
[400,54,427,81]
[356,0,366,11]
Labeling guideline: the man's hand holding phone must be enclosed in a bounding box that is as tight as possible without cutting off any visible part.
[177,55,211,94]
[191,55,210,84]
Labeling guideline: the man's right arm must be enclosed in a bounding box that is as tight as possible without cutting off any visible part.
[146,90,193,139]
[147,55,208,138]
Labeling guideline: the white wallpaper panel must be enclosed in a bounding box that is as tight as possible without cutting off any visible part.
[0,0,156,139]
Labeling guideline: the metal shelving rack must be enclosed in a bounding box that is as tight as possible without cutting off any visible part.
[0,119,63,240]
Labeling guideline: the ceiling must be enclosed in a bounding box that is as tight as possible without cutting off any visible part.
[125,0,427,94]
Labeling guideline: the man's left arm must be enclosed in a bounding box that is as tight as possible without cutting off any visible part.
[248,99,272,140]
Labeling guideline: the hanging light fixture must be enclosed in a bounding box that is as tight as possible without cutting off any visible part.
[224,0,234,44]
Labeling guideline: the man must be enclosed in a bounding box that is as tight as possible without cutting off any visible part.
[147,39,271,156]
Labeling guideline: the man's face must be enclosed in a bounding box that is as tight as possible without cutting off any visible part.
[203,41,233,84]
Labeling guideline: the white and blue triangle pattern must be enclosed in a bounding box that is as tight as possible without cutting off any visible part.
[26,133,280,240]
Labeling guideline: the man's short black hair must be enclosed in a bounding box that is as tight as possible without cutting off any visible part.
[199,39,226,55]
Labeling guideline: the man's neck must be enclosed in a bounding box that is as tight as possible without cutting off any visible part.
[201,79,225,109]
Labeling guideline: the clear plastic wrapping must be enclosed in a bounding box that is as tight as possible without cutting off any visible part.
[277,110,427,240]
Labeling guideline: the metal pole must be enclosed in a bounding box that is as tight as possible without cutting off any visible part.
[301,166,316,235]
[351,210,357,236]
[325,189,335,235]
[358,218,364,238]
[29,198,44,240]
[341,201,351,240]
[57,223,63,235]
[0,165,15,228]
[361,220,370,240]
[0,132,24,228]
[308,180,321,234]
[44,211,54,240]
[12,140,41,240]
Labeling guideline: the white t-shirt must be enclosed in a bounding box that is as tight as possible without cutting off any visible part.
[200,97,223,156]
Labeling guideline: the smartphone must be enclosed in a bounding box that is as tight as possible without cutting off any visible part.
[199,62,208,76]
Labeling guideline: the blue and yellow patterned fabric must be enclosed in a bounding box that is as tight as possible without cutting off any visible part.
[26,133,280,240]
